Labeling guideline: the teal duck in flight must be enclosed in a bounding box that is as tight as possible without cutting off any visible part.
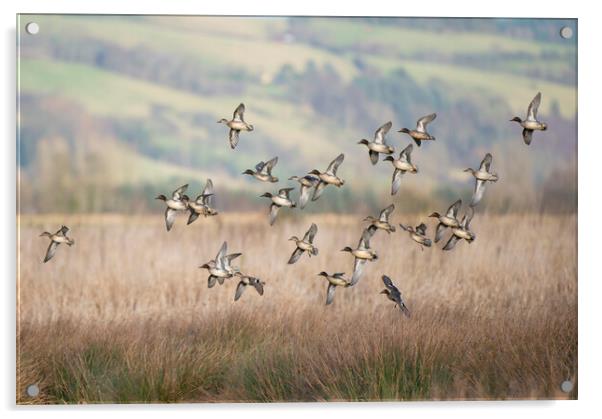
[398,113,436,147]
[288,223,319,264]
[261,187,296,226]
[156,184,190,231]
[318,271,351,305]
[234,273,265,301]
[218,103,254,149]
[399,222,432,250]
[358,121,394,165]
[429,199,462,243]
[364,204,396,234]
[443,207,476,251]
[40,225,74,263]
[384,143,418,195]
[243,157,279,183]
[200,241,242,288]
[288,174,320,209]
[464,153,498,207]
[380,275,411,317]
[342,227,378,286]
[188,179,218,225]
[510,92,547,146]
[309,153,345,201]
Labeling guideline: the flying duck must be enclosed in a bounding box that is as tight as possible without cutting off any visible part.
[156,184,190,231]
[261,187,296,226]
[243,157,279,183]
[510,92,547,145]
[188,179,218,225]
[317,271,351,305]
[429,199,462,243]
[234,273,265,301]
[288,223,319,264]
[380,275,411,317]
[309,153,345,201]
[200,241,242,288]
[40,225,74,263]
[399,222,432,249]
[398,113,436,147]
[464,153,498,207]
[383,144,418,195]
[443,207,476,251]
[288,174,320,209]
[342,227,378,286]
[358,121,394,165]
[364,204,396,234]
[218,103,254,149]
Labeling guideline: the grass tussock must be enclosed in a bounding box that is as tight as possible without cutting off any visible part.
[17,213,577,403]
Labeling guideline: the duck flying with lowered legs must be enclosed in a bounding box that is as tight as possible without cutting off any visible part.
[399,222,432,250]
[380,275,411,317]
[288,174,320,209]
[261,187,296,226]
[443,207,476,251]
[464,153,498,207]
[188,179,218,225]
[309,153,345,201]
[429,199,462,243]
[364,204,396,234]
[342,227,378,286]
[358,121,394,165]
[40,225,74,263]
[318,272,351,305]
[510,92,547,146]
[288,223,319,264]
[398,113,436,147]
[243,157,279,183]
[234,273,265,301]
[384,143,418,195]
[156,184,190,231]
[217,103,254,149]
[200,241,242,288]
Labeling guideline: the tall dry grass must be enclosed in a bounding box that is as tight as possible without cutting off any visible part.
[17,212,577,403]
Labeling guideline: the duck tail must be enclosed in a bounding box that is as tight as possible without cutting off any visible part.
[311,247,319,256]
[414,138,422,147]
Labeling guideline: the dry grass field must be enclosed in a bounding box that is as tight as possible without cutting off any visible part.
[16,212,577,403]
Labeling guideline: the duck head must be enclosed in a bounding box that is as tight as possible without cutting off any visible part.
[260,192,273,198]
[398,127,410,134]
[155,194,167,201]
[308,169,321,176]
[463,168,475,175]
[39,232,51,238]
[510,117,522,123]
[288,236,299,242]
[242,169,255,176]
[341,246,353,253]
[217,118,229,124]
[199,261,214,269]
[429,212,441,219]
[317,272,329,278]
[357,139,370,146]
[380,289,390,295]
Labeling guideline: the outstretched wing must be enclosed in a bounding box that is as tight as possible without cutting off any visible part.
[443,235,460,251]
[470,180,486,207]
[434,223,447,243]
[278,187,294,199]
[312,181,328,201]
[265,156,278,175]
[233,103,245,121]
[326,283,337,305]
[208,275,217,288]
[234,281,246,301]
[229,129,240,149]
[479,153,492,172]
[382,275,396,292]
[350,258,367,286]
[326,153,345,176]
[43,241,59,263]
[446,199,462,219]
[399,301,411,318]
[269,204,280,226]
[526,92,541,121]
[56,225,69,236]
[522,128,533,146]
[416,113,436,132]
[287,247,305,264]
[415,223,427,236]
[379,204,395,222]
[165,208,177,231]
[299,184,312,209]
[252,279,264,296]
[202,179,215,207]
[215,241,228,265]
[358,227,374,248]
[374,121,392,144]
[463,207,475,229]
[399,144,413,164]
[369,150,379,165]
[391,169,403,195]
[172,184,189,200]
[303,223,318,243]
[187,208,200,225]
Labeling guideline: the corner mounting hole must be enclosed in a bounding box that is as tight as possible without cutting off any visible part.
[25,22,39,35]
[560,380,573,393]
[560,26,573,39]
[26,384,40,397]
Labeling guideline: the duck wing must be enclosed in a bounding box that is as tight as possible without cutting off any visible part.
[278,187,294,199]
[312,181,328,201]
[187,208,200,225]
[374,121,392,144]
[415,223,428,236]
[298,184,313,209]
[350,258,367,286]
[379,204,395,223]
[234,281,246,301]
[252,279,264,296]
[391,169,404,195]
[269,203,280,226]
[369,150,379,165]
[303,223,318,243]
[358,227,374,248]
[399,143,413,164]
[165,207,177,231]
[382,275,398,293]
[201,179,215,206]
[229,129,240,149]
[56,225,69,236]
[326,153,345,176]
[434,222,447,243]
[522,128,533,146]
[233,103,245,122]
[265,156,278,175]
[172,184,189,200]
[479,153,492,172]
[442,234,460,251]
[208,275,217,288]
[446,199,462,219]
[287,247,305,264]
[43,241,59,263]
[416,113,436,132]
[215,241,228,266]
[326,283,337,305]
[526,92,541,121]
[463,207,475,229]
[470,179,486,207]
[399,300,411,318]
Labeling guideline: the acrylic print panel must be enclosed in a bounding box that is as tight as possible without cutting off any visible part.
[16,15,577,403]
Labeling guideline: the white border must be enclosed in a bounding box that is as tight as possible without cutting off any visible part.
[2,1,600,418]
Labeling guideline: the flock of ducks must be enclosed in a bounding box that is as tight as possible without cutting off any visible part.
[40,92,549,312]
